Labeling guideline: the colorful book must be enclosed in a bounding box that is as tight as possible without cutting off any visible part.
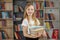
[40,10,43,18]
[0,13,2,18]
[0,3,5,10]
[0,3,2,10]
[5,3,13,10]
[0,32,2,40]
[14,32,21,40]
[6,20,13,27]
[33,2,36,10]
[45,21,50,30]
[36,10,40,18]
[1,12,9,19]
[50,13,55,20]
[49,21,54,28]
[48,14,52,20]
[2,31,6,39]
[45,13,49,20]
[52,29,59,39]
[49,1,54,7]
[0,21,2,28]
[2,20,6,27]
[36,2,40,10]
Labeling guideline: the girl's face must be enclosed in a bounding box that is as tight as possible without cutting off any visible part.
[26,5,34,16]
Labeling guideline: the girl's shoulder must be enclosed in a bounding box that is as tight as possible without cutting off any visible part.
[23,18,28,22]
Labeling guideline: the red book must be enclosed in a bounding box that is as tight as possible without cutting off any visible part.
[36,10,40,18]
[0,32,2,40]
[36,2,40,10]
[1,3,5,10]
[52,29,59,39]
[49,1,54,7]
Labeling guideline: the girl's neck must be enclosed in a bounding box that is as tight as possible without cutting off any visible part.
[28,16,32,20]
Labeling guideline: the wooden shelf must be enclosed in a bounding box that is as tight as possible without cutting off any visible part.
[27,0,44,2]
[0,18,13,20]
[44,7,59,9]
[0,9,13,12]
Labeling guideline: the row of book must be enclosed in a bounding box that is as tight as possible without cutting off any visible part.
[0,20,13,29]
[14,24,22,31]
[14,5,24,12]
[0,3,13,10]
[44,21,54,30]
[0,29,13,40]
[0,0,12,3]
[45,13,55,20]
[0,12,13,19]
[44,1,54,7]
[36,10,43,18]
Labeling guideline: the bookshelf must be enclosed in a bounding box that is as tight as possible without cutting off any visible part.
[0,0,13,40]
[13,0,60,40]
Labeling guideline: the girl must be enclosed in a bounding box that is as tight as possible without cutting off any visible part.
[22,3,47,40]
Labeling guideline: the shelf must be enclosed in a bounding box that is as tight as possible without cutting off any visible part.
[44,20,55,21]
[44,7,59,9]
[0,18,13,20]
[26,0,44,2]
[0,9,13,12]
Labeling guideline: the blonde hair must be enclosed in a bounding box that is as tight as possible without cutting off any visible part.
[24,3,38,26]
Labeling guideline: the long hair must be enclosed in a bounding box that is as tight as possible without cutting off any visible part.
[24,3,38,26]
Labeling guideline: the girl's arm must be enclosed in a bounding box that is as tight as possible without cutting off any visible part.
[23,26,39,38]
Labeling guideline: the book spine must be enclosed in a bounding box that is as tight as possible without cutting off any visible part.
[50,13,55,20]
[48,14,52,20]
[45,13,49,20]
[0,32,2,40]
[52,29,59,39]
[2,32,6,39]
[45,21,50,29]
[36,10,40,18]
[49,21,54,28]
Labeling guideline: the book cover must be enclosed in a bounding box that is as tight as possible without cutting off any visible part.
[0,21,2,28]
[29,26,44,35]
[36,10,40,18]
[0,13,2,18]
[50,13,55,20]
[2,31,6,39]
[1,12,9,19]
[52,29,59,39]
[5,3,13,10]
[2,20,6,28]
[0,3,2,10]
[44,1,46,7]
[49,21,54,28]
[6,20,13,27]
[45,13,49,20]
[49,1,54,7]
[0,32,2,40]
[40,10,43,18]
[36,2,40,10]
[14,32,21,40]
[45,21,50,30]
[33,2,36,10]
[48,14,52,20]
[1,3,5,10]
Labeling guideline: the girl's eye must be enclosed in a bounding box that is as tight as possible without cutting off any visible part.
[31,9,33,10]
[28,9,30,11]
